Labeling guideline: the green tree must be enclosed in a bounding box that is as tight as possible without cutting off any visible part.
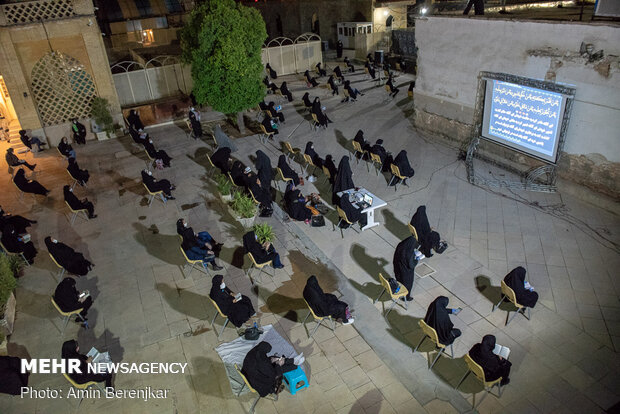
[180,0,267,132]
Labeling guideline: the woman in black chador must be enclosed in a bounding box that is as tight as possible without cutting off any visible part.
[303,275,353,323]
[61,340,112,387]
[0,223,37,264]
[141,170,175,199]
[268,102,285,123]
[423,296,461,345]
[302,92,313,111]
[0,356,29,395]
[392,150,415,182]
[353,130,371,156]
[127,109,144,130]
[283,183,312,222]
[323,155,338,184]
[255,150,273,192]
[469,335,511,385]
[242,341,297,397]
[54,276,93,322]
[64,185,96,219]
[211,147,232,174]
[386,74,399,98]
[327,75,339,96]
[311,98,331,128]
[277,155,300,186]
[338,196,366,228]
[279,81,293,102]
[0,206,36,235]
[13,169,49,196]
[144,139,172,167]
[304,70,318,87]
[242,230,283,268]
[393,236,418,301]
[209,274,255,327]
[410,206,441,257]
[67,157,89,186]
[370,139,389,165]
[504,266,539,308]
[304,142,323,168]
[45,237,93,276]
[332,156,354,204]
[266,63,277,79]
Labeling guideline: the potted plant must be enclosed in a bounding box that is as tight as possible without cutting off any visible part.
[253,223,275,244]
[230,190,257,228]
[216,174,233,202]
[90,97,117,140]
[0,255,19,337]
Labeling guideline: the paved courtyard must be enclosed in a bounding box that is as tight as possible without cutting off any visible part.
[0,64,619,414]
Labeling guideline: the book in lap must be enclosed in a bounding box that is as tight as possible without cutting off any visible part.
[87,347,113,372]
[493,344,510,359]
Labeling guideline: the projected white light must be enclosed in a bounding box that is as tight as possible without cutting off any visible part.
[383,10,389,16]
[421,7,428,14]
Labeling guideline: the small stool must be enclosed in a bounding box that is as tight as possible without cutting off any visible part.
[283,366,308,395]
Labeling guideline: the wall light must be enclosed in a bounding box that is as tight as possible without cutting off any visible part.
[420,7,428,15]
[383,10,389,16]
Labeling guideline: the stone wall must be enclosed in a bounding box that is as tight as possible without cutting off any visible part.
[413,16,620,200]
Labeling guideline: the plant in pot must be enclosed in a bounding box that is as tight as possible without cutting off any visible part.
[230,190,257,228]
[253,223,274,244]
[216,174,233,201]
[90,97,116,140]
[0,255,19,337]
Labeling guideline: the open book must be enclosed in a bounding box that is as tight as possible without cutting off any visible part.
[493,344,510,360]
[86,347,113,372]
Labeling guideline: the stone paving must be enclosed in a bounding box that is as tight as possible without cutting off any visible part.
[0,63,619,414]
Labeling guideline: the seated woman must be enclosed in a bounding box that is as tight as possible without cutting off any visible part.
[364,61,376,79]
[302,92,313,110]
[54,276,93,322]
[144,139,172,167]
[0,223,37,264]
[45,237,93,276]
[19,130,45,152]
[127,109,144,130]
[304,70,318,87]
[304,142,323,168]
[176,218,223,270]
[277,155,300,186]
[504,266,539,308]
[303,275,353,324]
[261,115,279,136]
[141,169,175,200]
[6,148,36,171]
[283,183,315,223]
[370,139,389,165]
[338,196,367,228]
[267,102,285,123]
[344,57,355,72]
[13,168,49,196]
[366,53,374,64]
[58,137,76,158]
[242,342,301,397]
[265,63,277,79]
[333,66,344,81]
[311,98,332,128]
[323,155,338,184]
[248,176,273,214]
[211,147,232,174]
[230,161,250,188]
[408,81,415,94]
[263,76,277,93]
[386,74,399,98]
[392,150,415,181]
[410,206,442,257]
[315,62,326,77]
[469,335,511,386]
[423,296,461,345]
[327,75,339,96]
[61,340,112,388]
[243,230,284,269]
[279,81,293,102]
[353,130,371,157]
[0,356,29,395]
[209,274,255,327]
[0,206,36,235]
[67,157,89,186]
[64,185,96,219]
[343,80,363,102]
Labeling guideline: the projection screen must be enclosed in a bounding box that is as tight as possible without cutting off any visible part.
[481,78,570,163]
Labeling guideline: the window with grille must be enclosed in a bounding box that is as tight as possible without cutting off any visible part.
[31,52,96,126]
[164,0,182,13]
[134,0,152,17]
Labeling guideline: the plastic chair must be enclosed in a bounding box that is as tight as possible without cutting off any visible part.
[143,183,166,207]
[364,67,371,80]
[369,152,383,176]
[303,153,317,176]
[351,140,365,164]
[408,90,414,99]
[144,149,156,168]
[276,167,293,192]
[310,113,322,131]
[259,124,274,143]
[185,118,197,139]
[387,164,408,190]
[227,172,240,188]
[283,141,301,162]
[205,152,216,177]
[179,246,210,279]
[455,354,504,408]
[234,364,278,413]
[49,253,65,281]
[12,179,34,202]
[342,88,353,103]
[248,188,261,205]
[67,169,86,189]
[62,373,102,408]
[7,165,15,183]
[0,239,30,266]
[414,320,454,369]
[65,201,89,225]
[246,252,274,284]
[51,296,84,336]
[208,297,231,339]
[335,206,359,238]
[408,223,419,241]
[302,298,336,339]
[492,280,531,325]
[321,165,331,184]
[373,273,409,316]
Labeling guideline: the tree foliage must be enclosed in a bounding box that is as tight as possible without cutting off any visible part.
[180,0,267,114]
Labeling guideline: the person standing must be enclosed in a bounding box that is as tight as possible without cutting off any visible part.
[336,40,343,58]
[463,0,484,15]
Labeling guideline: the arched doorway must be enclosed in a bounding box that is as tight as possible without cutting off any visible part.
[0,75,20,141]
